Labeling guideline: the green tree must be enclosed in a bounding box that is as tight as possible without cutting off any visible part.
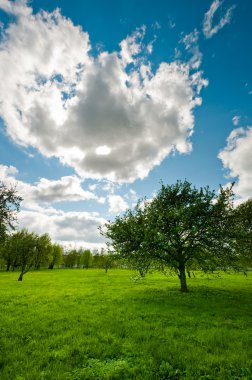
[13,229,38,281]
[99,249,115,273]
[48,244,63,269]
[0,233,19,271]
[234,198,252,268]
[34,233,52,270]
[103,180,236,292]
[0,182,22,241]
[80,249,93,269]
[64,249,79,268]
[100,204,152,277]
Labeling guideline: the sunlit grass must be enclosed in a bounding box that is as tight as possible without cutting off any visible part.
[0,269,251,379]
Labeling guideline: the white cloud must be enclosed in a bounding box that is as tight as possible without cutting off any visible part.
[0,164,99,206]
[0,163,106,247]
[0,0,31,16]
[0,1,207,183]
[108,195,128,214]
[182,29,202,69]
[125,189,139,203]
[203,0,235,39]
[18,208,106,248]
[218,127,252,200]
[232,115,240,126]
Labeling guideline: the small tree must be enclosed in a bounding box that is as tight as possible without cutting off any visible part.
[34,233,52,270]
[0,234,19,271]
[0,182,22,241]
[48,244,63,269]
[80,249,93,269]
[64,249,79,268]
[13,229,38,281]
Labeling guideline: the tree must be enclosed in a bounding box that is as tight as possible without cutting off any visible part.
[64,249,80,268]
[103,180,236,292]
[99,249,115,273]
[48,244,63,269]
[0,232,20,271]
[34,233,52,270]
[13,229,37,281]
[80,249,93,269]
[100,204,152,277]
[0,182,22,241]
[234,198,252,269]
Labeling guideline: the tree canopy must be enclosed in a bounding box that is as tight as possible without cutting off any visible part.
[102,180,238,292]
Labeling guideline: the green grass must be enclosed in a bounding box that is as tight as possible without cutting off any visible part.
[0,269,251,379]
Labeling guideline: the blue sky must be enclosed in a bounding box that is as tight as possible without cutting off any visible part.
[0,0,251,248]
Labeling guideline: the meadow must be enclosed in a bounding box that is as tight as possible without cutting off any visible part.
[0,269,251,380]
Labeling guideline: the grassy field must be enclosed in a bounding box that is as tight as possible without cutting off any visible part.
[0,269,251,380]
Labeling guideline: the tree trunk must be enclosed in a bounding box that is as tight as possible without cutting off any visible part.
[48,263,54,269]
[6,262,11,271]
[18,272,23,281]
[179,263,188,292]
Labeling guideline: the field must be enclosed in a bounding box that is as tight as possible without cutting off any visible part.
[0,269,251,380]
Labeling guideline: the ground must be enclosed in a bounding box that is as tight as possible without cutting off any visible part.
[0,269,251,379]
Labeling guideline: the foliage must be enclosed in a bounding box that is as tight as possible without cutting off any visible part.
[34,233,52,270]
[0,230,56,279]
[48,244,63,269]
[13,229,38,281]
[103,180,237,292]
[63,249,80,268]
[101,203,153,277]
[80,249,93,269]
[0,182,22,241]
[234,198,252,268]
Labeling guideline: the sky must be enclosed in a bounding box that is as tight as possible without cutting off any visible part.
[0,0,251,249]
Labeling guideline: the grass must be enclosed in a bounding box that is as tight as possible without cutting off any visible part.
[0,269,251,379]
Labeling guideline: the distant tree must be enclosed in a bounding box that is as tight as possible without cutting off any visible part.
[234,198,252,268]
[13,229,37,281]
[34,233,52,270]
[80,249,93,269]
[64,249,79,268]
[48,244,63,269]
[0,182,22,241]
[99,250,115,273]
[103,180,236,292]
[0,234,19,272]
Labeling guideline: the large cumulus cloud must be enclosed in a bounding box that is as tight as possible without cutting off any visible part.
[0,0,207,182]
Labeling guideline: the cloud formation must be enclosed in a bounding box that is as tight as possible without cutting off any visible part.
[108,195,128,214]
[0,165,98,206]
[232,115,240,126]
[203,0,235,39]
[218,127,252,200]
[182,29,202,70]
[0,1,207,183]
[18,208,106,249]
[0,164,106,247]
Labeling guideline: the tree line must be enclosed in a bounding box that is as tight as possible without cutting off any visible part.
[0,230,117,280]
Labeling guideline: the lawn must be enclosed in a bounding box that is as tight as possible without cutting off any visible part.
[0,269,251,379]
